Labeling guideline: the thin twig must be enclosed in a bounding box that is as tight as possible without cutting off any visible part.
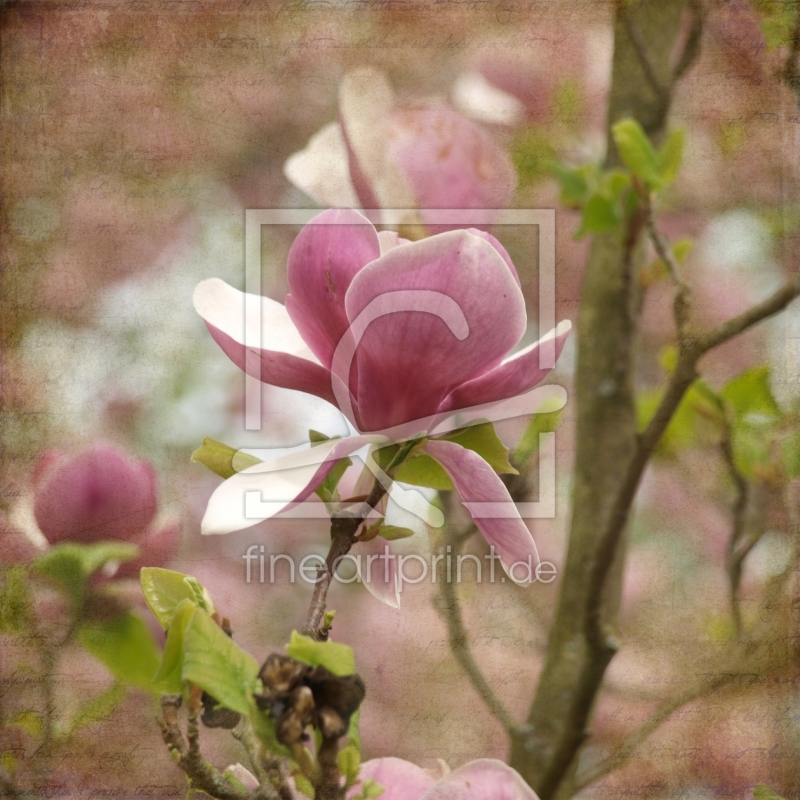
[301,478,388,640]
[641,189,692,338]
[434,520,519,736]
[158,694,255,800]
[586,274,800,650]
[719,424,750,635]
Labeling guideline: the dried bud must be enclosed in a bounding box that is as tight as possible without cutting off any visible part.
[201,692,241,729]
[259,653,308,695]
[276,709,305,745]
[317,706,346,739]
[307,667,366,728]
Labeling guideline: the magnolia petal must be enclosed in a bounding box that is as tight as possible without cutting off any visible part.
[340,68,418,212]
[422,759,539,800]
[439,320,572,413]
[283,121,360,208]
[34,445,158,544]
[349,758,435,800]
[378,230,412,255]
[421,440,538,581]
[285,208,381,369]
[388,102,517,232]
[193,278,337,406]
[352,536,400,609]
[345,230,526,431]
[201,437,375,536]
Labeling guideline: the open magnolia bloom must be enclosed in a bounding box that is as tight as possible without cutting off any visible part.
[347,757,539,800]
[284,67,517,231]
[194,208,570,598]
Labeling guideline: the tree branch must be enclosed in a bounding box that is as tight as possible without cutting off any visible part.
[158,693,256,800]
[434,522,519,736]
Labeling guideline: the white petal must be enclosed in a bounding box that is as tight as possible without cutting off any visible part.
[283,121,360,209]
[451,70,525,126]
[193,278,318,362]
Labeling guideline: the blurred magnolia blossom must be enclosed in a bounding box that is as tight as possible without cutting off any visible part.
[193,208,570,602]
[284,67,517,231]
[347,757,539,800]
[30,444,179,577]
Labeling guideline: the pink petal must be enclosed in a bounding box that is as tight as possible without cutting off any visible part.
[344,230,526,431]
[351,536,400,608]
[388,102,517,232]
[34,445,158,544]
[285,208,381,368]
[421,440,538,581]
[349,758,435,800]
[439,320,571,413]
[378,230,411,255]
[423,759,538,800]
[194,279,338,408]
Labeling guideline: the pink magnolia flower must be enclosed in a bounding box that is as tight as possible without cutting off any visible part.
[33,444,178,572]
[348,757,539,800]
[284,68,517,231]
[193,208,570,594]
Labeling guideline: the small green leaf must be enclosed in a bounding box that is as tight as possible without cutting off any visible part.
[552,162,590,205]
[375,525,415,541]
[657,129,684,187]
[66,683,127,736]
[577,193,619,236]
[356,778,385,799]
[152,598,197,693]
[513,411,563,467]
[181,608,260,716]
[721,366,782,423]
[79,612,161,690]
[7,709,43,739]
[347,708,361,753]
[140,568,215,630]
[612,118,662,187]
[394,454,454,491]
[294,773,316,798]
[443,422,517,475]
[309,429,332,443]
[35,543,139,607]
[781,430,800,479]
[0,565,32,633]
[191,438,262,479]
[337,745,360,787]
[315,458,352,504]
[285,631,356,677]
[753,784,786,800]
[672,238,694,264]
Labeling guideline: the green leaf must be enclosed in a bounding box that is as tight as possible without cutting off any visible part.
[7,709,43,739]
[140,568,215,630]
[394,454,454,491]
[66,683,127,736]
[0,565,32,633]
[612,118,661,187]
[513,410,563,467]
[35,543,139,606]
[347,708,361,753]
[781,430,800,479]
[375,525,415,541]
[315,458,352,504]
[753,785,786,800]
[577,192,619,236]
[181,608,260,716]
[294,773,316,798]
[721,366,782,423]
[672,238,694,264]
[79,612,161,690]
[657,129,684,187]
[552,162,590,205]
[338,745,360,787]
[309,429,332,443]
[285,631,356,677]
[355,778,385,799]
[443,422,517,475]
[152,598,197,693]
[191,438,262,479]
